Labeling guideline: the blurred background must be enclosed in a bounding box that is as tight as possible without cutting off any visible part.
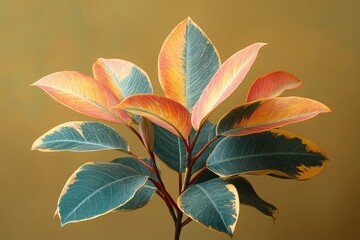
[1,0,359,239]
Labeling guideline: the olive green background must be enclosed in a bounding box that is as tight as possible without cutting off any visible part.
[1,0,359,239]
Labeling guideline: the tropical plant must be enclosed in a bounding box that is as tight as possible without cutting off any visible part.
[31,17,330,239]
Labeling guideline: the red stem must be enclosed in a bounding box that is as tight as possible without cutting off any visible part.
[149,178,179,211]
[191,135,220,167]
[181,217,192,227]
[189,166,208,186]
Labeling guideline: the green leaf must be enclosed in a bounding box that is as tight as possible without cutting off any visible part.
[158,17,220,111]
[32,121,129,152]
[177,178,239,236]
[153,121,220,172]
[111,157,157,211]
[56,162,148,225]
[226,176,278,221]
[207,129,329,180]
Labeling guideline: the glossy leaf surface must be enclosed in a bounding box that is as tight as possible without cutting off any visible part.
[115,94,191,138]
[32,121,129,152]
[227,176,278,220]
[246,71,302,102]
[158,17,220,111]
[192,43,266,130]
[217,96,331,136]
[32,71,131,124]
[93,58,153,122]
[153,121,219,172]
[207,129,329,180]
[56,162,147,225]
[111,157,156,211]
[178,178,239,236]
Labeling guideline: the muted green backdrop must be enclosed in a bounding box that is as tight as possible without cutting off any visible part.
[1,0,359,239]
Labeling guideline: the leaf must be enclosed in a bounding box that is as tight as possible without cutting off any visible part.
[158,17,220,111]
[207,129,329,180]
[115,94,192,139]
[192,169,219,185]
[177,178,239,236]
[31,121,129,152]
[226,176,278,221]
[111,157,157,211]
[191,43,266,130]
[246,71,303,102]
[56,162,148,225]
[217,96,331,136]
[152,121,220,173]
[31,71,131,124]
[139,117,155,152]
[93,58,153,123]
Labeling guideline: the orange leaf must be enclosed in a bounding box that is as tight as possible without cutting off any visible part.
[217,97,331,136]
[115,94,192,139]
[192,43,266,130]
[32,71,132,124]
[246,71,302,102]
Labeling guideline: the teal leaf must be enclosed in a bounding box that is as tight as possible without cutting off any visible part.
[111,157,157,211]
[177,178,239,236]
[93,58,153,123]
[32,121,129,152]
[56,162,148,225]
[192,169,219,185]
[153,121,219,172]
[207,129,329,180]
[226,176,278,221]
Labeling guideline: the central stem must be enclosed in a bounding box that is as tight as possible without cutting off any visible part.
[174,211,183,240]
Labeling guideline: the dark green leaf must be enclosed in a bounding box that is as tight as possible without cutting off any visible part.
[153,121,219,172]
[227,176,278,220]
[207,129,329,180]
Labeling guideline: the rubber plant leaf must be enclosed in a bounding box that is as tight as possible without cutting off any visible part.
[93,58,153,123]
[226,176,278,221]
[115,94,192,139]
[31,121,129,152]
[111,157,157,211]
[207,129,329,180]
[217,96,331,136]
[56,162,148,225]
[177,178,239,236]
[152,121,220,172]
[191,43,266,130]
[139,117,155,152]
[31,71,131,124]
[158,17,220,111]
[246,71,302,102]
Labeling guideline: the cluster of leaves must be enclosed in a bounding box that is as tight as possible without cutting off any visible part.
[31,17,330,238]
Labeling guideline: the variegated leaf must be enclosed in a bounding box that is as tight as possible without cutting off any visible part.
[158,17,220,111]
[115,94,192,139]
[111,157,157,211]
[177,178,239,236]
[207,129,329,180]
[32,71,131,124]
[217,96,331,136]
[31,121,129,152]
[227,176,278,220]
[93,58,153,122]
[56,162,147,225]
[246,71,302,102]
[192,43,266,130]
